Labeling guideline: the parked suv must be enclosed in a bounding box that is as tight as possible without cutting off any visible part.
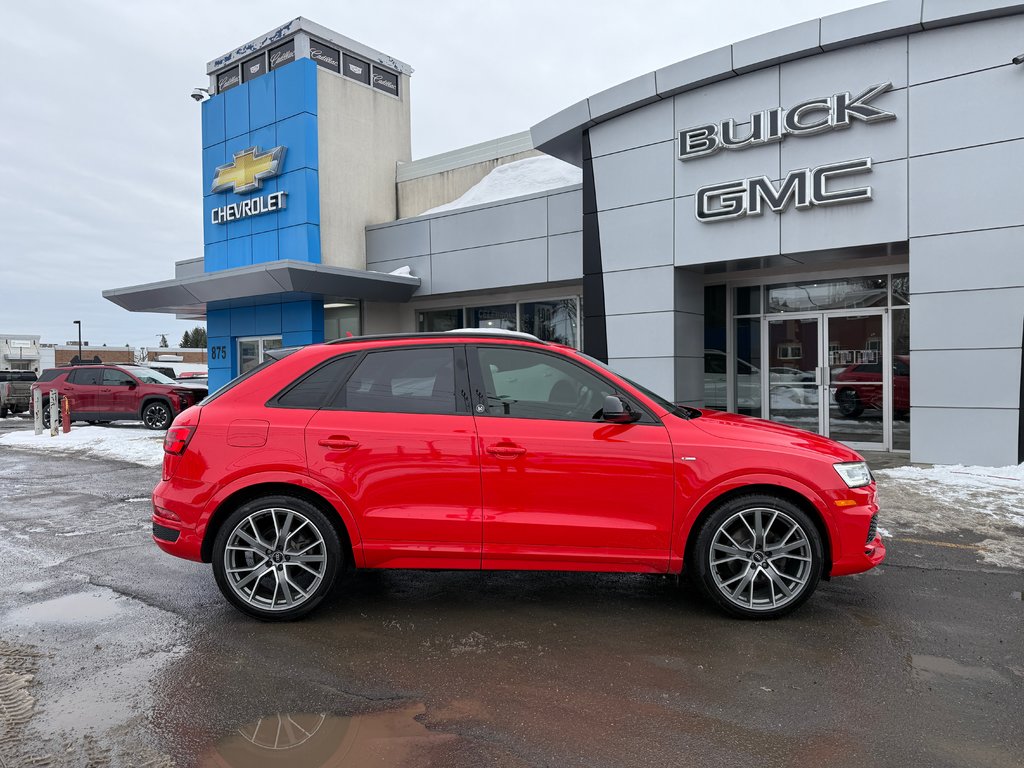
[32,364,207,430]
[152,330,884,621]
[0,370,37,418]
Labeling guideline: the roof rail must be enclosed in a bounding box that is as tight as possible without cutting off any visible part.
[445,328,542,342]
[324,331,548,346]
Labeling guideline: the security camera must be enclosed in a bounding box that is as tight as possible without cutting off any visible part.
[190,88,210,102]
[1013,53,1024,65]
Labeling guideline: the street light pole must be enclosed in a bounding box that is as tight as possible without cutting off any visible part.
[73,320,82,362]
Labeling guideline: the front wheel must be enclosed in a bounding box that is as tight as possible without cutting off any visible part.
[212,496,341,621]
[142,401,172,430]
[690,495,823,619]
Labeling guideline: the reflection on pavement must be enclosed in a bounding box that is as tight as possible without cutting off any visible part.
[200,703,453,767]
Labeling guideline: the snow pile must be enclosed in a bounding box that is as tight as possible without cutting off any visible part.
[875,462,1024,569]
[0,426,164,467]
[423,155,582,214]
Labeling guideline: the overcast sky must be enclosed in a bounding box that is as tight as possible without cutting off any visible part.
[0,0,872,348]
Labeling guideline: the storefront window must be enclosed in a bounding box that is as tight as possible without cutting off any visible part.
[324,301,361,341]
[467,304,516,331]
[767,276,888,313]
[892,309,910,450]
[735,318,761,417]
[703,285,726,409]
[892,273,910,306]
[735,286,760,315]
[521,299,578,347]
[418,308,463,332]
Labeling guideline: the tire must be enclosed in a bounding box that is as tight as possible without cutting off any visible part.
[835,388,863,418]
[141,401,172,430]
[689,494,823,619]
[40,403,62,429]
[0,404,7,419]
[212,495,342,621]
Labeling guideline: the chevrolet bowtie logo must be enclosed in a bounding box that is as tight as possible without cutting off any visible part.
[211,145,286,194]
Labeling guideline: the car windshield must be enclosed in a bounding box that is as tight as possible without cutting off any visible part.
[577,353,700,419]
[124,367,177,385]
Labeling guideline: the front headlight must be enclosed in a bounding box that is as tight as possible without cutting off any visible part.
[834,461,872,488]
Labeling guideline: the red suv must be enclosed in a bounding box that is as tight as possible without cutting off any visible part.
[32,364,207,430]
[152,331,884,621]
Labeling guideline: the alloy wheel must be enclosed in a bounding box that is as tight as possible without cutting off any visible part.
[708,507,813,612]
[144,403,171,429]
[223,507,328,612]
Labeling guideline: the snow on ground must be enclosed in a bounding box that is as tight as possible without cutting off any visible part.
[874,463,1024,569]
[422,156,582,214]
[0,425,163,467]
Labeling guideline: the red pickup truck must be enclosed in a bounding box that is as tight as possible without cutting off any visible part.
[31,364,207,430]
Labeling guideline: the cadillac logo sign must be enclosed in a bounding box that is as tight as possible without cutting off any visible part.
[679,83,895,223]
[210,146,287,225]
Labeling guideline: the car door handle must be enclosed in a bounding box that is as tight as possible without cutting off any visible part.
[486,443,526,459]
[318,436,360,450]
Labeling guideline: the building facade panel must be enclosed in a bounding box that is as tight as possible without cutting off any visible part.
[588,98,674,159]
[911,348,1023,408]
[909,140,1024,236]
[591,141,675,211]
[597,200,674,272]
[429,198,547,253]
[430,239,549,294]
[909,227,1024,293]
[909,12,1024,83]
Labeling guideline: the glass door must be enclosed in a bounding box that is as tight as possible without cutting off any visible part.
[825,313,886,449]
[766,316,821,434]
[237,336,283,376]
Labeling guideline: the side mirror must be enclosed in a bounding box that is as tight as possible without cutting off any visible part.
[602,395,636,424]
[127,381,137,388]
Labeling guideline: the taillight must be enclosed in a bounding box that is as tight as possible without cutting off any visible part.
[164,425,195,455]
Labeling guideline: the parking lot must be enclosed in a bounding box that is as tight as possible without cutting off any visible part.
[0,416,1021,768]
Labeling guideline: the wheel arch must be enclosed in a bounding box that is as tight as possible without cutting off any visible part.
[682,483,833,579]
[200,481,355,567]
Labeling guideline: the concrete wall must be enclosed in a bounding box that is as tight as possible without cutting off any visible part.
[397,149,541,218]
[365,185,583,304]
[318,70,411,270]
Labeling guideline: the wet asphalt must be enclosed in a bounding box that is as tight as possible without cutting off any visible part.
[0,417,1021,768]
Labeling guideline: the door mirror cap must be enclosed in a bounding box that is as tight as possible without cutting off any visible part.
[602,395,637,424]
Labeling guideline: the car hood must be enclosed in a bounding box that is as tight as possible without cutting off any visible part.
[687,409,863,463]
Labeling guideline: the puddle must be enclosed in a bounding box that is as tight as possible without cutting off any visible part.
[200,703,454,767]
[910,654,1007,684]
[4,589,125,625]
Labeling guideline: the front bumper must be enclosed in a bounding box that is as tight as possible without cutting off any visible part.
[827,484,886,577]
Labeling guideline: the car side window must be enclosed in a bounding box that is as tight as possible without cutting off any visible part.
[274,355,358,409]
[70,368,102,386]
[328,347,461,415]
[474,347,618,422]
[102,369,135,386]
[36,370,62,382]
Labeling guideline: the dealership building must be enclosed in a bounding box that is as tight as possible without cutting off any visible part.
[105,1,1024,466]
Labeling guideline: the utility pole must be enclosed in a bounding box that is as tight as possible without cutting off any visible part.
[73,320,82,362]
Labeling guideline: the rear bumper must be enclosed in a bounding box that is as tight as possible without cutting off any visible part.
[152,480,206,562]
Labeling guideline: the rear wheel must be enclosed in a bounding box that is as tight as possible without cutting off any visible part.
[212,496,341,621]
[40,403,62,429]
[690,495,823,619]
[835,389,863,418]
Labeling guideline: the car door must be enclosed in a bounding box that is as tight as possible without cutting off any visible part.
[305,344,483,569]
[102,368,138,417]
[65,368,102,415]
[468,345,676,573]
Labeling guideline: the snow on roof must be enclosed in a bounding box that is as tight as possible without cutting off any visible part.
[422,155,582,215]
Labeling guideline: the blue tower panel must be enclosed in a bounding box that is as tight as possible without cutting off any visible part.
[224,83,251,139]
[275,58,318,120]
[201,97,225,148]
[249,72,277,130]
